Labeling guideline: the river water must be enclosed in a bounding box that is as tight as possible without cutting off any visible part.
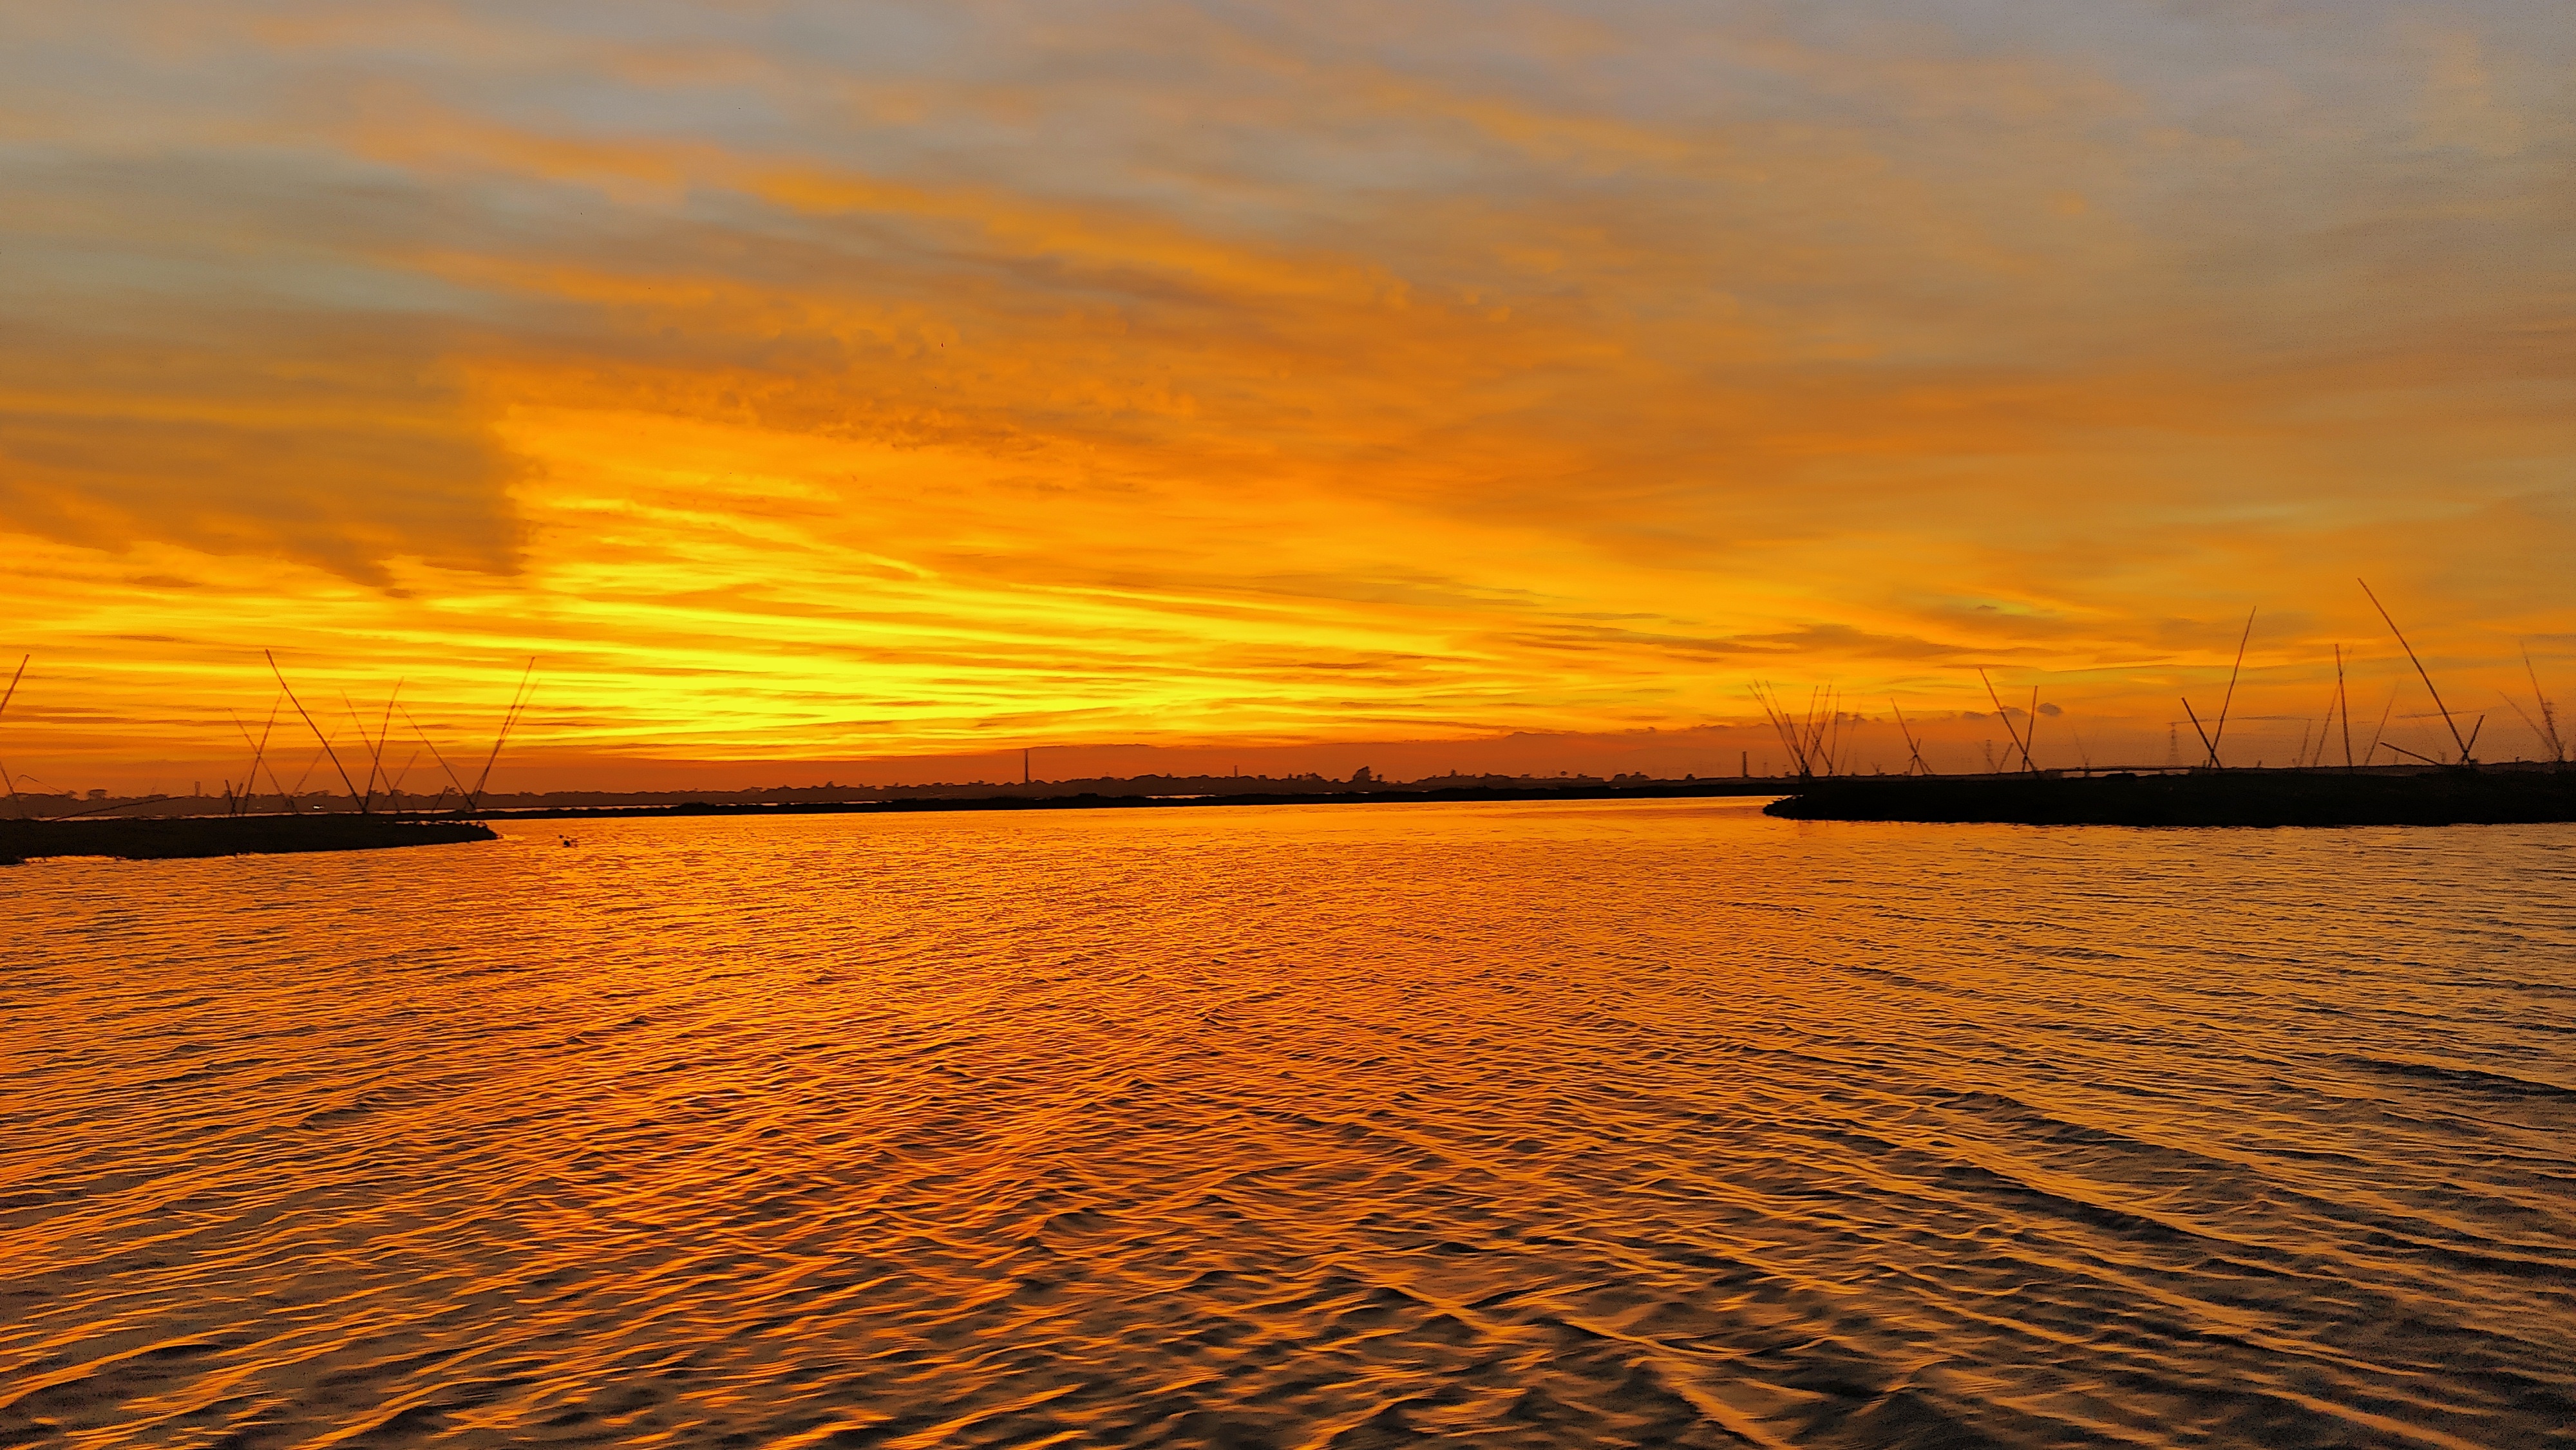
[4,798,2571,1448]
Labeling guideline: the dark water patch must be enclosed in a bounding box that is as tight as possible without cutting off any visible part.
[2333,1053,2576,1106]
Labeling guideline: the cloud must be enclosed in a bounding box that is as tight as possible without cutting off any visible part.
[0,0,2568,780]
[0,151,526,582]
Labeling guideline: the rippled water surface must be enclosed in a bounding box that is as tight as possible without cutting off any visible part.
[6,799,2575,1449]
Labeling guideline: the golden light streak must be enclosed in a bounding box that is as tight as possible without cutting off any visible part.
[0,3,2567,789]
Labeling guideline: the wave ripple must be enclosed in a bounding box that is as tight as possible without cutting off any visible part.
[5,801,2573,1447]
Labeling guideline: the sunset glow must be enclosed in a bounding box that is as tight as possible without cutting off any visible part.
[8,13,2575,1444]
[4,3,2569,790]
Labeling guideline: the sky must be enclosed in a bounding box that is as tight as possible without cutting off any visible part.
[1,0,2570,793]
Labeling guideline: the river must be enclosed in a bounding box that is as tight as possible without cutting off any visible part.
[5,798,2570,1447]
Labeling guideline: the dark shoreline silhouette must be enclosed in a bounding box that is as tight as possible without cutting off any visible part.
[1766,766,2576,827]
[0,814,497,864]
[16,766,2570,860]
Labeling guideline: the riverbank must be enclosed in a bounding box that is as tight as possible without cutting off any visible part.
[0,813,497,863]
[1764,766,2576,827]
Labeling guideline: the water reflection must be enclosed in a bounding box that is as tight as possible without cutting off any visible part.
[4,800,2571,1446]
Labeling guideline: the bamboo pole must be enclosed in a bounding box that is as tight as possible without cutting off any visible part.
[372,684,402,806]
[2304,664,2336,769]
[2209,608,2255,769]
[1803,686,1826,777]
[1977,669,2030,775]
[2501,693,2546,760]
[282,744,330,806]
[2181,697,2219,767]
[2358,579,2470,762]
[468,659,539,809]
[0,654,26,819]
[267,651,365,811]
[1747,685,1793,777]
[1808,686,1844,778]
[1891,700,1934,776]
[398,706,476,805]
[2336,645,2353,769]
[254,697,292,809]
[1757,684,1810,777]
[44,794,175,822]
[226,701,287,815]
[2362,684,2398,766]
[386,749,421,811]
[2520,646,2564,761]
[339,681,402,813]
[1808,688,1826,777]
[342,697,384,811]
[1792,697,1814,776]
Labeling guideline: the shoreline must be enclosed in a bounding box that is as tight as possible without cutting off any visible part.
[1765,767,2576,827]
[0,814,497,864]
[19,766,2575,858]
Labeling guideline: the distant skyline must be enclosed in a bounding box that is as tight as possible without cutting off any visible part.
[3,1,2569,791]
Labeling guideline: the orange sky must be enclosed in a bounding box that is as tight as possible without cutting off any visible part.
[2,1,2570,793]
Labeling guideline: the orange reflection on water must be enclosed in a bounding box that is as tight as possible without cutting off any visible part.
[3,799,2571,1446]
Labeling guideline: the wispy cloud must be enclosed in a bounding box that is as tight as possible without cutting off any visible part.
[0,0,2568,782]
